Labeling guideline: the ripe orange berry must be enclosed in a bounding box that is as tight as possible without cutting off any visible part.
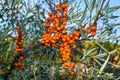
[63,13,67,18]
[62,21,67,25]
[89,23,94,27]
[48,12,52,16]
[56,13,61,18]
[91,26,97,31]
[81,27,86,33]
[56,7,61,11]
[63,8,68,12]
[69,40,74,44]
[0,57,2,62]
[60,25,65,30]
[69,34,73,38]
[87,29,91,34]
[70,71,75,75]
[72,44,76,49]
[62,29,66,34]
[70,62,75,67]
[56,27,61,31]
[74,36,79,40]
[14,63,18,67]
[56,4,60,8]
[19,56,24,60]
[91,32,96,36]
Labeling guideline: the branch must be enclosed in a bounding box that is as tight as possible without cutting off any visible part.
[4,42,42,80]
[94,0,106,25]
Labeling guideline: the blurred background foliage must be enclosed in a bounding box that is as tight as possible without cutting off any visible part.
[0,0,120,80]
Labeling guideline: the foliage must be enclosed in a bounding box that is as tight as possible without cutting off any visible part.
[0,0,120,80]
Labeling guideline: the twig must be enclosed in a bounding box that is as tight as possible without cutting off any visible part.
[94,0,106,25]
[4,42,42,80]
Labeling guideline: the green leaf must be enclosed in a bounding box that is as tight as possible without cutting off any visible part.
[100,55,110,73]
[98,30,109,39]
[69,10,83,21]
[101,16,120,20]
[91,0,96,12]
[84,0,91,12]
[78,7,87,26]
[96,42,109,54]
[99,55,110,73]
[94,58,102,66]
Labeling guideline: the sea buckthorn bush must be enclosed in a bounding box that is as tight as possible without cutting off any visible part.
[0,0,120,80]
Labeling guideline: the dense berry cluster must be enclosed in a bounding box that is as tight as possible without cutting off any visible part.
[41,3,80,62]
[41,3,80,75]
[14,26,25,70]
[14,26,24,52]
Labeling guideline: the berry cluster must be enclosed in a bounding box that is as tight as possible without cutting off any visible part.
[63,62,75,75]
[41,3,80,62]
[41,3,79,75]
[14,26,25,70]
[81,23,97,37]
[14,26,24,52]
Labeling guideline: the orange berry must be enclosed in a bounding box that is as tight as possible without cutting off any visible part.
[14,63,18,67]
[51,44,56,47]
[16,26,20,30]
[91,32,96,36]
[48,12,52,16]
[72,44,76,49]
[56,7,61,11]
[19,56,24,60]
[70,62,75,67]
[87,29,91,34]
[61,3,68,9]
[16,67,20,71]
[63,8,68,12]
[89,23,94,27]
[56,4,60,8]
[62,18,66,21]
[62,21,67,25]
[69,40,74,44]
[56,13,61,18]
[63,13,67,18]
[74,36,79,40]
[81,27,86,33]
[0,57,2,62]
[62,29,66,34]
[0,68,3,72]
[60,25,65,30]
[91,26,97,31]
[70,71,75,75]
[69,34,73,38]
[56,27,61,31]
[62,38,66,42]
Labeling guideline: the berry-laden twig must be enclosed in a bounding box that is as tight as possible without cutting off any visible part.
[4,42,41,80]
[14,26,25,71]
[4,25,42,80]
[41,3,80,75]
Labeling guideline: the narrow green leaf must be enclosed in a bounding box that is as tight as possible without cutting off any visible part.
[84,0,91,12]
[94,58,102,66]
[91,0,96,12]
[98,30,109,39]
[78,7,87,26]
[96,42,109,54]
[101,16,120,20]
[99,55,110,73]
